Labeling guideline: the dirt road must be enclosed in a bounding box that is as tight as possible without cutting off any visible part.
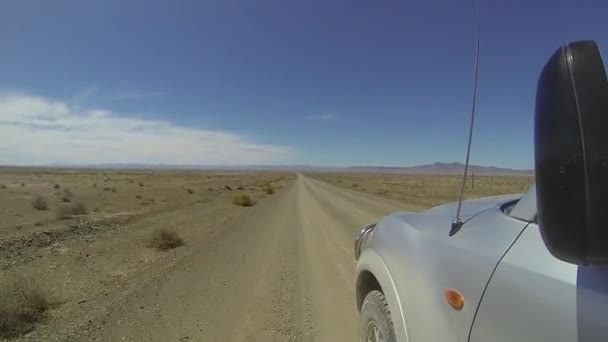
[82,174,415,342]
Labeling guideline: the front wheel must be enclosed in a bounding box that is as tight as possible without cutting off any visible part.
[359,290,397,342]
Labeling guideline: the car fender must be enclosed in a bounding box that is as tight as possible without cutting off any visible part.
[356,248,409,342]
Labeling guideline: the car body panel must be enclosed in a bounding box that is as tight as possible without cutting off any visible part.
[470,224,579,341]
[357,186,608,342]
[360,195,528,342]
[426,193,522,220]
[576,264,608,341]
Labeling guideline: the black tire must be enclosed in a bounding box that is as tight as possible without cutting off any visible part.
[359,290,397,342]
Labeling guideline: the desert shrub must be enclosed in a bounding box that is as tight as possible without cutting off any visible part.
[56,202,87,219]
[53,184,60,189]
[187,188,194,194]
[92,183,97,188]
[207,188,213,191]
[0,184,5,189]
[56,206,72,220]
[111,187,116,193]
[232,194,254,207]
[32,196,49,211]
[141,199,155,205]
[20,183,25,187]
[352,183,359,188]
[71,202,87,215]
[149,229,184,251]
[0,278,49,338]
[61,189,73,203]
[236,185,245,190]
[135,195,142,199]
[139,182,145,187]
[263,186,274,195]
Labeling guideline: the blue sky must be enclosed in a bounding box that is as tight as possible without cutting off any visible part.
[1,0,606,168]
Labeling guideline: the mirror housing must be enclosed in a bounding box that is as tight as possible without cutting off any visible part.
[535,40,608,265]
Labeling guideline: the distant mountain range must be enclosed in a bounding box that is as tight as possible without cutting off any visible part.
[20,162,532,176]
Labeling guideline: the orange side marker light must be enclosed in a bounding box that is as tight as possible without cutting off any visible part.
[445,289,465,311]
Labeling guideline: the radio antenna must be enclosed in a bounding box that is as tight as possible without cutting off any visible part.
[450,0,481,236]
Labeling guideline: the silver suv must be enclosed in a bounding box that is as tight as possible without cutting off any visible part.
[354,41,608,342]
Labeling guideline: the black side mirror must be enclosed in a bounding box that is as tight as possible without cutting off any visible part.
[535,40,608,265]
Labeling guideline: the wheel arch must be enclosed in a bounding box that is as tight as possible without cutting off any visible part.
[356,270,383,311]
[356,248,409,341]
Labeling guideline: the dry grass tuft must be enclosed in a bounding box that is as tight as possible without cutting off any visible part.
[56,202,87,220]
[0,277,49,338]
[149,228,184,251]
[32,196,49,210]
[232,194,254,207]
[60,189,73,203]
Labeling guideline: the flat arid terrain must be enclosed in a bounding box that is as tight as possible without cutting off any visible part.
[307,172,534,208]
[1,169,532,341]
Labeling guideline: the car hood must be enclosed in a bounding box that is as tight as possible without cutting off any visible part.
[425,193,523,220]
[384,193,523,234]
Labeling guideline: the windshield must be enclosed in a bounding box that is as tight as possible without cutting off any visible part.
[0,1,605,341]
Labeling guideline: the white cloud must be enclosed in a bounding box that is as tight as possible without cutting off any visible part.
[0,92,292,165]
[305,113,336,121]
